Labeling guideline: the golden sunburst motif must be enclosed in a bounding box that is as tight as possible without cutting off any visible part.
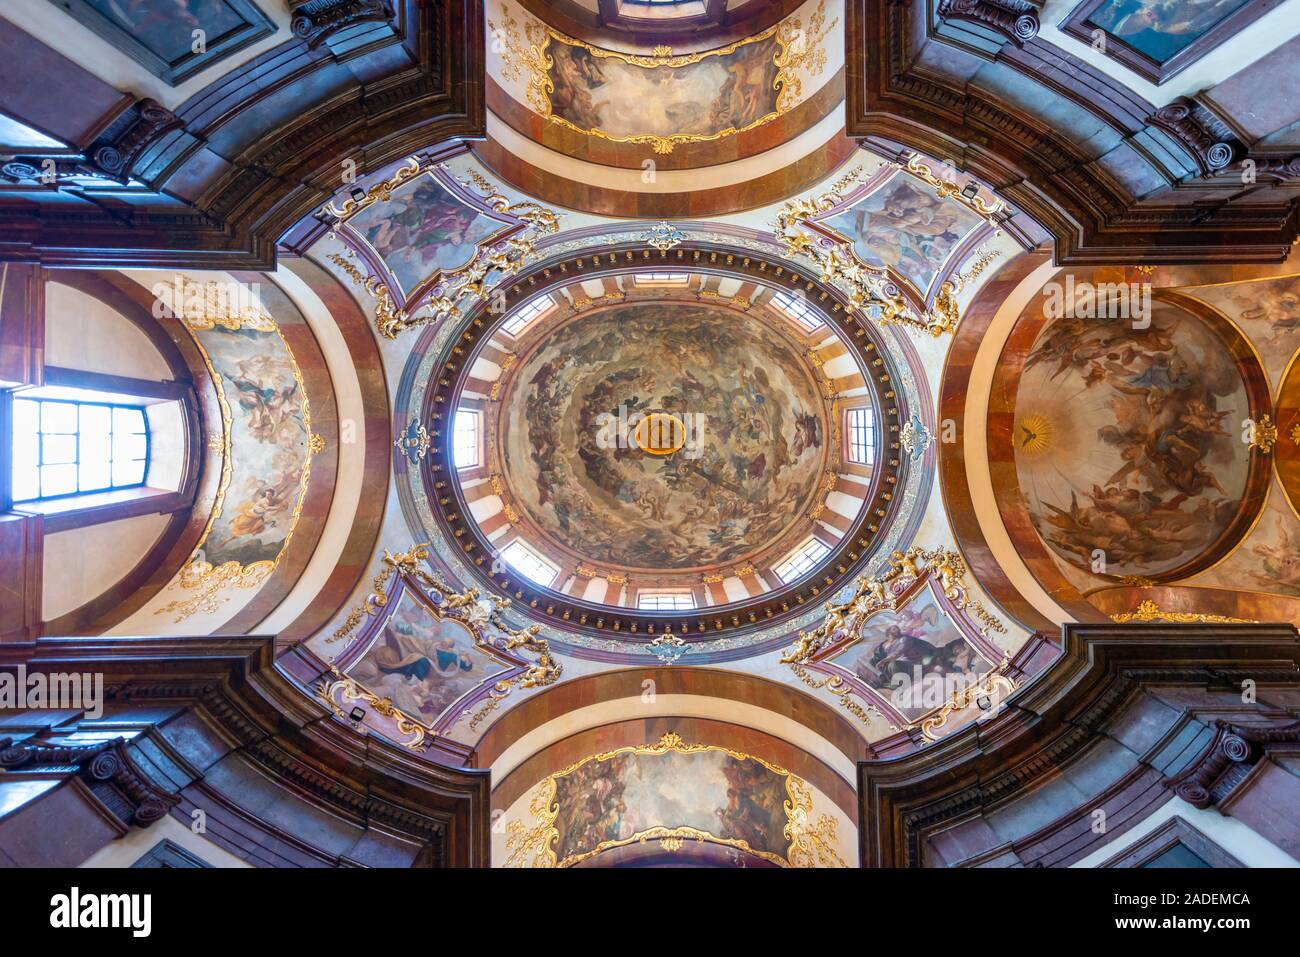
[1015,413,1054,458]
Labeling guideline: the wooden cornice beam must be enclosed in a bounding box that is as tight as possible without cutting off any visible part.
[858,622,1300,867]
[0,635,492,866]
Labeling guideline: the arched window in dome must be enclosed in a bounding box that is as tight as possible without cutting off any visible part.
[637,590,696,611]
[453,408,481,469]
[773,536,831,585]
[500,539,560,588]
[846,407,875,466]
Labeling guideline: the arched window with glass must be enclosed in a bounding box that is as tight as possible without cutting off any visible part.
[10,397,149,503]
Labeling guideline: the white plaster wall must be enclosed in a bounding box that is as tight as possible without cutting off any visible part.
[45,283,172,381]
[79,814,252,868]
[42,513,169,621]
[1071,798,1300,868]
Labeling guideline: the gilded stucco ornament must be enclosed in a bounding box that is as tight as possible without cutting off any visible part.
[775,161,1004,337]
[642,221,685,251]
[321,156,423,224]
[1110,599,1256,625]
[1248,413,1279,453]
[319,544,562,750]
[780,546,1014,740]
[323,160,560,339]
[648,631,688,664]
[901,153,1006,225]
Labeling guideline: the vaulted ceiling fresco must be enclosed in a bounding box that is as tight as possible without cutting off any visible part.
[4,0,1300,874]
[953,255,1300,631]
[1010,296,1262,581]
[499,301,831,570]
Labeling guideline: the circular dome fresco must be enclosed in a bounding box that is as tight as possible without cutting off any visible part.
[498,300,830,571]
[406,243,912,642]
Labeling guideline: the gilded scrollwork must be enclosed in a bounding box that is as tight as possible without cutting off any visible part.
[1110,599,1255,625]
[319,543,563,749]
[774,160,1005,337]
[320,156,423,224]
[322,160,560,339]
[325,543,430,644]
[920,665,1017,741]
[317,669,431,750]
[784,776,847,867]
[901,153,1006,225]
[780,546,1014,740]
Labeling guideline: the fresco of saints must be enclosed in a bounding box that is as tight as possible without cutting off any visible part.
[824,178,982,292]
[1018,307,1247,577]
[226,353,302,448]
[353,179,501,295]
[546,37,781,140]
[350,605,499,724]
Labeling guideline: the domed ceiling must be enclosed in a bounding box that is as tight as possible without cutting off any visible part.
[5,0,1300,876]
[498,300,832,571]
[397,244,919,642]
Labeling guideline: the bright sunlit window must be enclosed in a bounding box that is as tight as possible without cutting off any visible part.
[453,408,480,469]
[634,272,689,286]
[846,407,875,465]
[500,539,560,587]
[10,397,148,503]
[637,590,696,611]
[501,294,552,337]
[769,290,824,330]
[773,537,831,584]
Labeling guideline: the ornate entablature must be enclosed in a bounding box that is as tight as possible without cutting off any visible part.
[320,544,561,755]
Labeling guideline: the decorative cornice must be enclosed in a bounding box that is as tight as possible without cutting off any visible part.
[0,0,482,267]
[0,736,179,827]
[1147,97,1239,176]
[291,0,395,48]
[847,0,1300,263]
[858,623,1300,867]
[0,636,490,866]
[1,98,182,187]
[935,0,1039,45]
[1164,720,1300,809]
